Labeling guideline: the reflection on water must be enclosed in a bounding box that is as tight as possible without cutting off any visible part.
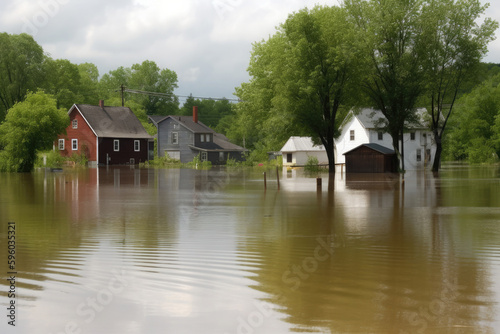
[1,166,500,333]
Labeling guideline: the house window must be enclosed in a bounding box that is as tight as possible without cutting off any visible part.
[173,124,179,130]
[410,132,416,140]
[114,139,120,152]
[416,149,422,162]
[58,139,65,150]
[287,153,293,163]
[134,140,140,152]
[219,152,225,161]
[201,152,208,161]
[72,119,78,129]
[378,132,383,141]
[350,130,355,141]
[200,134,205,143]
[72,139,78,151]
[172,132,178,145]
[206,134,211,142]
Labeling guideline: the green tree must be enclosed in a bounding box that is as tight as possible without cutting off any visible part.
[78,63,100,105]
[0,91,69,172]
[0,33,45,122]
[446,76,500,163]
[100,60,179,115]
[419,0,497,171]
[42,58,82,109]
[345,0,426,172]
[235,6,363,171]
[180,95,234,129]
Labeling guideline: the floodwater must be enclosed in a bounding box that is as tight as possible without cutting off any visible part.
[1,165,500,334]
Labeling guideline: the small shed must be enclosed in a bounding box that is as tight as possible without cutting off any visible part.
[280,137,328,167]
[344,143,397,173]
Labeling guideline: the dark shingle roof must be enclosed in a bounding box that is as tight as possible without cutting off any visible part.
[344,143,395,155]
[153,115,215,134]
[75,104,152,139]
[191,133,247,152]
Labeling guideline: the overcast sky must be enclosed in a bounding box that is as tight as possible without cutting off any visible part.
[1,0,499,104]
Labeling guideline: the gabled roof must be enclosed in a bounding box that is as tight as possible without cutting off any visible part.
[344,143,395,155]
[149,115,246,152]
[73,104,152,139]
[280,137,325,152]
[354,108,428,130]
[150,115,215,134]
[190,132,247,152]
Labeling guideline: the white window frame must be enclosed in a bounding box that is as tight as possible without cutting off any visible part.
[416,149,422,162]
[410,132,416,141]
[201,152,208,161]
[206,134,211,142]
[378,132,383,141]
[134,140,140,152]
[58,139,65,150]
[114,139,120,152]
[72,119,78,129]
[350,130,355,141]
[200,134,205,143]
[72,139,78,151]
[172,132,179,145]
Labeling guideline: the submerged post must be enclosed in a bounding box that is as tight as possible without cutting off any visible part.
[317,177,322,192]
[264,172,267,190]
[276,167,280,191]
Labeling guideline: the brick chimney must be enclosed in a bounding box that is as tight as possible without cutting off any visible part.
[193,106,198,123]
[99,100,104,108]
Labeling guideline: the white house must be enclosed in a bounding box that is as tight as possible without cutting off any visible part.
[281,136,329,167]
[335,108,436,170]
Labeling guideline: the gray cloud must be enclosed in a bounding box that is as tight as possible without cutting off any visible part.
[1,0,499,102]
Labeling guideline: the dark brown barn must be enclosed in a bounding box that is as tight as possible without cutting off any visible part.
[344,143,397,173]
[56,101,153,166]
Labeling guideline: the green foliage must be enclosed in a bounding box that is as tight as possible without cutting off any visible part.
[180,95,236,132]
[141,155,182,168]
[445,75,500,163]
[304,156,321,173]
[233,6,363,172]
[0,91,69,172]
[185,155,212,169]
[0,33,46,122]
[99,60,179,116]
[35,150,65,168]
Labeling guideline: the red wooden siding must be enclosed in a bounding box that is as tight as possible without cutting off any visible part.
[57,108,97,162]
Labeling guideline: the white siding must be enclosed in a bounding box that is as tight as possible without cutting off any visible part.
[335,112,437,170]
[335,117,370,164]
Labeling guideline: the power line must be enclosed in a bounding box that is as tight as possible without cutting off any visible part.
[118,85,241,106]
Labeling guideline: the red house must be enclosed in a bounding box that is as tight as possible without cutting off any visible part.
[56,101,153,166]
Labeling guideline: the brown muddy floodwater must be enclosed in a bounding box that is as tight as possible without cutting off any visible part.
[1,166,500,334]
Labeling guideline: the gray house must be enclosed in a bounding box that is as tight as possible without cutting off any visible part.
[149,107,247,164]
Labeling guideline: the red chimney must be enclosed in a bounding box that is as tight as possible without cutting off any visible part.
[193,106,198,123]
[99,100,104,108]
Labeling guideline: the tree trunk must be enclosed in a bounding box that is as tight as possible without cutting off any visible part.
[326,141,336,174]
[432,135,442,173]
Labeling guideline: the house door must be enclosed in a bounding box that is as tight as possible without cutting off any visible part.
[287,153,293,163]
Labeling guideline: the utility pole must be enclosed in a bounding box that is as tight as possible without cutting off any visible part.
[120,84,125,107]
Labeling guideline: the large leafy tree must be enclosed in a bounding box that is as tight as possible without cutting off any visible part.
[100,60,179,115]
[418,0,497,171]
[0,91,69,172]
[236,6,364,171]
[0,33,45,122]
[345,0,426,172]
[446,75,500,163]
